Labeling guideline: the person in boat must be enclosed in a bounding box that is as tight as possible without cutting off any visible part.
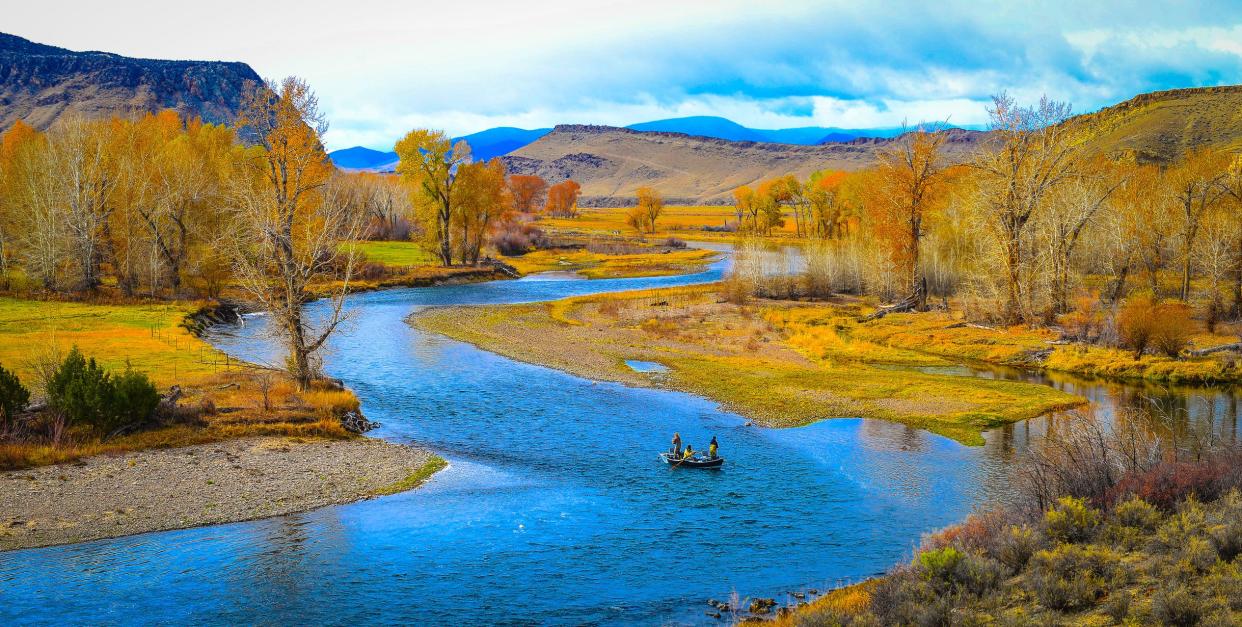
[671,432,682,457]
[708,436,718,459]
[683,444,695,460]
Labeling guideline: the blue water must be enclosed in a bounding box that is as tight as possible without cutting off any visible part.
[2,254,1237,625]
[625,360,668,373]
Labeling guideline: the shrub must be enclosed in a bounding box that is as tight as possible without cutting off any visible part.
[1027,544,1122,610]
[0,363,30,428]
[996,525,1042,571]
[1151,302,1193,358]
[1103,590,1132,623]
[1043,496,1101,543]
[1117,296,1193,358]
[1182,536,1218,573]
[912,547,1004,597]
[916,547,964,583]
[1109,455,1242,511]
[868,575,952,627]
[1117,295,1155,357]
[1111,496,1162,530]
[48,347,159,435]
[490,219,547,256]
[1151,584,1203,626]
[108,368,160,433]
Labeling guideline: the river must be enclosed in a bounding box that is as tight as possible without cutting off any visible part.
[1,251,1238,626]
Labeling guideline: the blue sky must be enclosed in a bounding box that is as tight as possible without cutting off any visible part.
[10,1,1242,150]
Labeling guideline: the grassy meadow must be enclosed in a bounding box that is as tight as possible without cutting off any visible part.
[502,246,718,279]
[412,284,1084,445]
[0,297,359,470]
[538,205,802,241]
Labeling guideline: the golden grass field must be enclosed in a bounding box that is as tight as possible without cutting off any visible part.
[412,284,1085,445]
[502,246,718,278]
[0,297,359,469]
[537,205,803,241]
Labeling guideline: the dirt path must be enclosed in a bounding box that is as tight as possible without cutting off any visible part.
[0,436,440,551]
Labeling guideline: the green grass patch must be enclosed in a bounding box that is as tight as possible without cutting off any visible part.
[372,455,448,496]
[351,240,438,267]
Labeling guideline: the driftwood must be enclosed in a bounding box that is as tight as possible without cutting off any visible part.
[860,279,927,322]
[1189,342,1242,357]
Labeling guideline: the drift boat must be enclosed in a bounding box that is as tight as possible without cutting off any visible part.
[659,452,724,468]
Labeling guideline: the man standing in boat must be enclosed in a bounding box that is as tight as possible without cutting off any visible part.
[709,436,718,459]
[671,432,682,457]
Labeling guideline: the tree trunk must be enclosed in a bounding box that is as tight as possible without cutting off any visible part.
[1004,236,1023,323]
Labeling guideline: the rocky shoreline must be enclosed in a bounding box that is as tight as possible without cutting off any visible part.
[0,436,442,551]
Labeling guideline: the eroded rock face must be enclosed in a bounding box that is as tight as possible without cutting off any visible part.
[0,32,262,129]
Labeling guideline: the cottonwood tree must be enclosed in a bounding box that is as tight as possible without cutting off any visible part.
[508,174,547,213]
[43,118,121,292]
[1041,158,1122,314]
[871,126,949,308]
[1216,154,1242,315]
[0,121,42,285]
[627,186,664,233]
[805,170,848,238]
[453,158,509,264]
[349,172,412,241]
[971,93,1078,323]
[227,77,363,389]
[732,185,754,228]
[546,180,581,217]
[395,129,471,266]
[1168,149,1227,301]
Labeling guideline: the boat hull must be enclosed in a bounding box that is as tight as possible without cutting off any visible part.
[659,452,724,468]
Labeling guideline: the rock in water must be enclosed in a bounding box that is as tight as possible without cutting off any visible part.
[340,410,379,434]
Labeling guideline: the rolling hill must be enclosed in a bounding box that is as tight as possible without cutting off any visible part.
[502,86,1242,204]
[1066,85,1242,163]
[0,32,261,130]
[502,125,982,204]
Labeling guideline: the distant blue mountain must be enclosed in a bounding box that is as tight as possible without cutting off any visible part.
[330,127,552,170]
[457,127,551,161]
[328,146,397,170]
[627,116,768,142]
[625,116,912,145]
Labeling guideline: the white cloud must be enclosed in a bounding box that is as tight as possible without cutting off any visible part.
[6,1,1242,150]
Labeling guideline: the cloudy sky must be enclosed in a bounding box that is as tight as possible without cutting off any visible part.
[10,1,1242,150]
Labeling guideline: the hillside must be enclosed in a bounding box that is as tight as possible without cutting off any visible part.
[502,124,982,204]
[1069,85,1242,163]
[0,32,261,130]
[504,86,1242,204]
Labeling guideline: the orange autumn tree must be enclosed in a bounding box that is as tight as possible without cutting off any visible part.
[869,127,949,308]
[507,174,547,213]
[0,120,42,284]
[546,180,581,217]
[805,170,848,238]
[454,157,510,264]
[626,186,664,233]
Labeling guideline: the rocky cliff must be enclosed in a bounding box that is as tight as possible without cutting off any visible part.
[0,32,262,129]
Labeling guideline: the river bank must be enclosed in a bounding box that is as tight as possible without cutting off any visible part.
[0,435,442,551]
